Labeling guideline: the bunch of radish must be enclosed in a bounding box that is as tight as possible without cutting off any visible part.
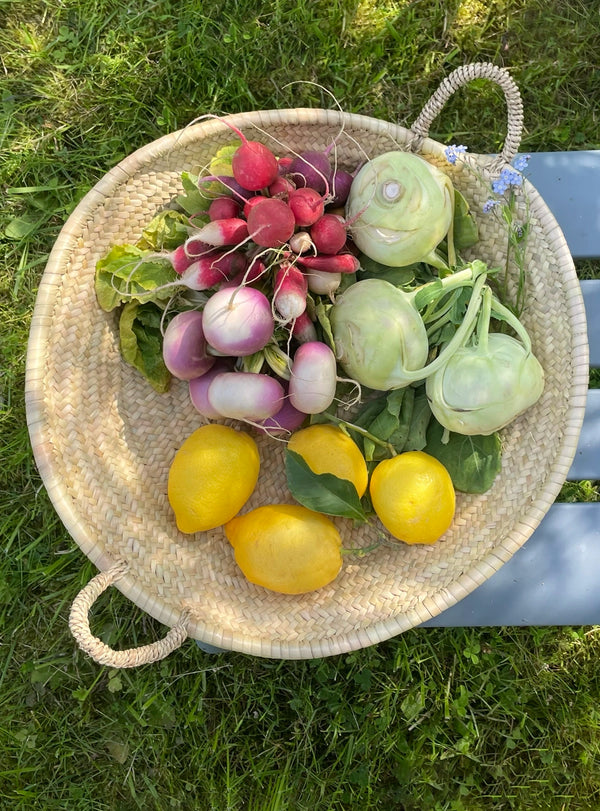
[161,121,361,433]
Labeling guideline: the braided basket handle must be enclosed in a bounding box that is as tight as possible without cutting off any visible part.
[410,62,524,173]
[69,561,189,668]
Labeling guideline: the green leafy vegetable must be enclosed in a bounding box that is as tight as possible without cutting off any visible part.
[452,189,479,252]
[209,143,238,176]
[175,172,213,216]
[285,450,367,521]
[136,210,190,251]
[424,419,502,494]
[95,244,177,312]
[357,254,417,287]
[119,301,171,393]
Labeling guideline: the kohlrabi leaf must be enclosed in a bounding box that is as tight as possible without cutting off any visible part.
[453,189,479,251]
[285,450,367,521]
[119,301,171,393]
[424,420,502,494]
[314,299,336,351]
[357,254,417,286]
[95,244,176,311]
[136,210,190,251]
[403,387,432,451]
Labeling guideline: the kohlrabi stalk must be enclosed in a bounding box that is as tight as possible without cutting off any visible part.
[425,285,545,436]
[345,151,456,270]
[330,261,488,391]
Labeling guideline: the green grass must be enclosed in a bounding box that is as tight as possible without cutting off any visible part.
[1,1,600,808]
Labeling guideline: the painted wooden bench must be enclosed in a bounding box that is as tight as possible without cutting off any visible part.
[422,150,600,627]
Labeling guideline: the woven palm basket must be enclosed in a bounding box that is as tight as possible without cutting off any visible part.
[26,64,589,667]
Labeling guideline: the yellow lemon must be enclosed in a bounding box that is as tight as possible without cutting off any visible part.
[287,424,368,497]
[225,504,343,594]
[168,424,260,533]
[369,451,455,544]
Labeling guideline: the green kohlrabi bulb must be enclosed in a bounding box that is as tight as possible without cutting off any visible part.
[345,151,455,267]
[425,332,545,436]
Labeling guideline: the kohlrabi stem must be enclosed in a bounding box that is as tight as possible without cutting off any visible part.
[490,295,533,352]
[400,271,488,383]
[318,412,398,457]
[476,285,493,354]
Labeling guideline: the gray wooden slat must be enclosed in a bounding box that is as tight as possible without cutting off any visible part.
[567,388,600,480]
[525,151,600,259]
[581,279,600,368]
[420,503,600,627]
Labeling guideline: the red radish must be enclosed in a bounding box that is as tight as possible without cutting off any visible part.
[268,176,295,199]
[255,397,307,436]
[288,150,331,194]
[291,310,318,344]
[310,214,347,255]
[305,269,342,297]
[288,341,337,414]
[207,372,284,421]
[243,195,269,219]
[208,196,240,221]
[277,156,294,175]
[222,256,268,289]
[273,263,308,321]
[295,253,360,274]
[189,360,232,419]
[202,286,274,356]
[194,217,249,247]
[288,188,325,227]
[181,251,248,291]
[231,137,279,191]
[162,311,215,381]
[247,198,296,248]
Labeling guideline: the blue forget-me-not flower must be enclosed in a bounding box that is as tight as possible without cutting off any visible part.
[444,144,468,164]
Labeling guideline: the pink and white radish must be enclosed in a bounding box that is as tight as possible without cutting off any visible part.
[288,231,314,255]
[291,311,318,344]
[202,285,274,356]
[305,269,342,297]
[189,360,232,419]
[273,263,308,321]
[193,217,249,247]
[207,372,285,421]
[181,250,248,291]
[288,341,337,414]
[255,397,307,436]
[162,311,215,381]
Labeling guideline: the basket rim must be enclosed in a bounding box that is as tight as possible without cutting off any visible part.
[25,108,589,658]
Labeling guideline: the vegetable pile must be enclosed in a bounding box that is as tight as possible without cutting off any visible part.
[95,118,545,590]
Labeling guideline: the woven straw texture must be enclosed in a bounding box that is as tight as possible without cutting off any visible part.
[26,89,588,661]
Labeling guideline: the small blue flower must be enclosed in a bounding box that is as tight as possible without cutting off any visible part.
[483,199,501,213]
[491,167,523,195]
[444,144,467,165]
[513,154,530,172]
[492,177,509,194]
